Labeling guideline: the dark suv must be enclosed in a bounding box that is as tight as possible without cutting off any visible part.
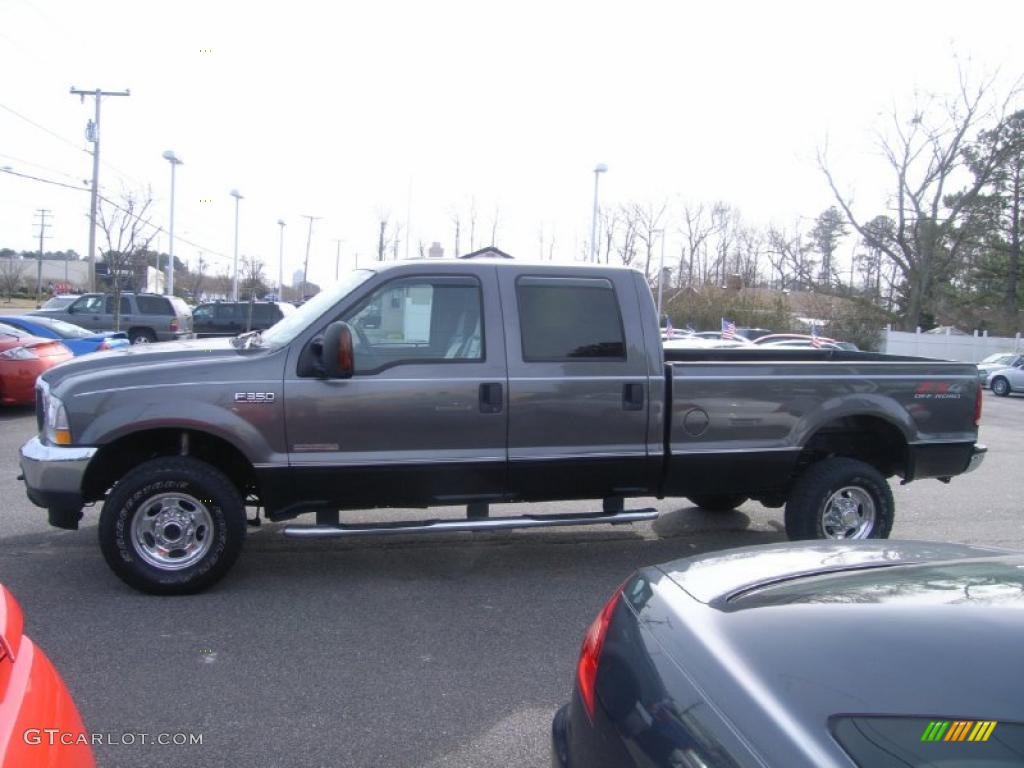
[30,292,194,344]
[191,301,294,337]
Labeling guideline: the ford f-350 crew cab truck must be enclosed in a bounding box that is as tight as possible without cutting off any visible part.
[19,258,986,593]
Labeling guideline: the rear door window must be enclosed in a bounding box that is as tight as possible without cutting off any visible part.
[515,276,626,361]
[104,296,131,315]
[136,295,172,315]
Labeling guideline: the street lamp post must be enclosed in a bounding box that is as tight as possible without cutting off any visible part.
[277,219,286,301]
[230,189,243,301]
[161,151,183,295]
[590,163,608,263]
[654,228,667,323]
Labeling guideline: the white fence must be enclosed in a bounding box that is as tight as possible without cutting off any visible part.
[882,328,1024,362]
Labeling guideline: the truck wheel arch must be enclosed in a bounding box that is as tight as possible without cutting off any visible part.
[795,414,909,482]
[82,428,258,505]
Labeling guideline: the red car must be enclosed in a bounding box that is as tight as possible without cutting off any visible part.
[1,585,94,768]
[0,322,72,406]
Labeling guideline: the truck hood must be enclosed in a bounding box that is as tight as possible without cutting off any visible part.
[41,337,243,389]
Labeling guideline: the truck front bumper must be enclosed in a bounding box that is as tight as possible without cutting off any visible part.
[19,436,97,530]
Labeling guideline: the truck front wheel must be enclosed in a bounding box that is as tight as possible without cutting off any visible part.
[98,457,246,594]
[784,458,894,541]
[686,494,748,512]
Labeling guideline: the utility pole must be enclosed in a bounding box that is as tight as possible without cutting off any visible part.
[334,239,342,281]
[34,209,51,304]
[300,214,321,292]
[70,87,130,291]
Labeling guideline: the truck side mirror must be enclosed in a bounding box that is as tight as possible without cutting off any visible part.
[321,321,355,379]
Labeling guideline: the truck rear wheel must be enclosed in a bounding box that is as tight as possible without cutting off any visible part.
[784,458,893,541]
[686,494,748,512]
[99,457,246,594]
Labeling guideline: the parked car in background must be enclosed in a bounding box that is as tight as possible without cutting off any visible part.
[753,333,837,346]
[0,584,95,768]
[0,323,72,406]
[190,300,295,338]
[30,292,193,344]
[759,338,843,350]
[987,363,1024,396]
[552,540,1024,768]
[977,351,1024,387]
[735,327,773,340]
[36,294,79,312]
[690,331,755,345]
[0,316,130,357]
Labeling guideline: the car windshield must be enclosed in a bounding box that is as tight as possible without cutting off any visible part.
[258,269,375,347]
[19,316,92,339]
[981,353,1016,365]
[40,295,76,310]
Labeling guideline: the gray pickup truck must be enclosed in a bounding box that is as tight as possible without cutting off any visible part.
[19,259,986,593]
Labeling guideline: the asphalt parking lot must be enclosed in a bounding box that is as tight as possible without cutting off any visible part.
[0,391,1021,768]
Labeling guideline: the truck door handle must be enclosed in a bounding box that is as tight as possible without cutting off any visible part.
[479,383,503,414]
[623,382,644,411]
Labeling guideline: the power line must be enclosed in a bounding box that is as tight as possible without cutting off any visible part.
[0,101,88,155]
[0,166,90,193]
[0,151,88,184]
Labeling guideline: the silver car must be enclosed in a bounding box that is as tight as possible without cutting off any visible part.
[977,352,1024,387]
[987,361,1024,396]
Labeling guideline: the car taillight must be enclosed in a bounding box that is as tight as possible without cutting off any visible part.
[98,340,111,350]
[576,587,622,722]
[975,384,983,426]
[170,319,179,333]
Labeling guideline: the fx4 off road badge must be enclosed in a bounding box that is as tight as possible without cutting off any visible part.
[234,392,276,403]
[913,382,963,400]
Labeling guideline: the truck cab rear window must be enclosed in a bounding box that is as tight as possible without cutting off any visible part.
[516,276,626,361]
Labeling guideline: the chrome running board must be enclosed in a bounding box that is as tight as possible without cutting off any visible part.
[282,508,658,539]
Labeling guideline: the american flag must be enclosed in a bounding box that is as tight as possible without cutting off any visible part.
[721,318,736,340]
[810,324,823,348]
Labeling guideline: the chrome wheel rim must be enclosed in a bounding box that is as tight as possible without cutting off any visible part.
[994,379,1007,395]
[821,486,876,539]
[132,335,150,345]
[131,492,214,570]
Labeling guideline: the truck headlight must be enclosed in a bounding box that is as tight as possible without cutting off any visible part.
[45,394,72,446]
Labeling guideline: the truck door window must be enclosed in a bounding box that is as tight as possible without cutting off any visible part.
[341,277,483,373]
[104,296,131,315]
[73,295,104,313]
[515,276,626,361]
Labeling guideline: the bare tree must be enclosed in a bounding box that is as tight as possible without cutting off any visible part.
[490,205,500,247]
[376,208,390,262]
[632,200,668,280]
[187,253,207,301]
[239,255,266,330]
[0,258,26,301]
[766,223,816,290]
[601,208,618,265]
[97,187,158,330]
[615,205,640,268]
[820,69,1023,328]
[449,209,461,258]
[680,204,714,287]
[468,197,477,252]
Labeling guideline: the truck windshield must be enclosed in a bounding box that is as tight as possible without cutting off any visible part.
[259,269,375,348]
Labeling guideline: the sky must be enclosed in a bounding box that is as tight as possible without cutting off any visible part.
[1,0,1022,290]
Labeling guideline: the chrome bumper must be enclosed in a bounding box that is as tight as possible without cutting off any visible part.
[19,436,96,511]
[964,444,987,474]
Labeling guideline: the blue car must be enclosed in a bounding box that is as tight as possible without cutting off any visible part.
[0,315,130,356]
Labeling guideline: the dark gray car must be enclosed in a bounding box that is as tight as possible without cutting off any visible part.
[30,292,193,344]
[553,540,1024,768]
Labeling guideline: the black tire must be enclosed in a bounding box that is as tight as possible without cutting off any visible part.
[991,377,1011,397]
[129,328,157,344]
[687,494,748,512]
[784,457,894,541]
[99,457,246,594]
